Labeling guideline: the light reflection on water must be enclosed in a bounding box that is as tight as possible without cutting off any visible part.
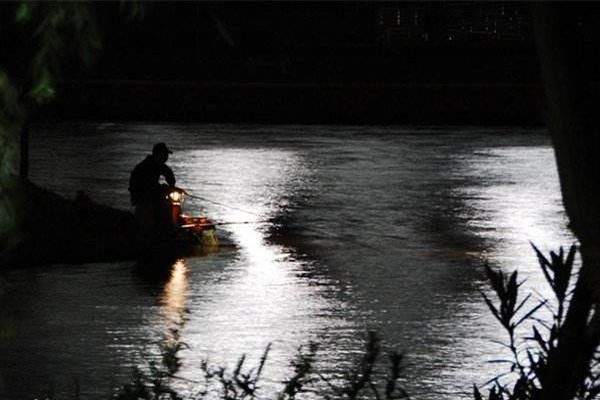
[0,125,576,400]
[166,145,360,388]
[161,259,189,330]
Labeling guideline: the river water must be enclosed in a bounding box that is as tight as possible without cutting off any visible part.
[0,124,575,400]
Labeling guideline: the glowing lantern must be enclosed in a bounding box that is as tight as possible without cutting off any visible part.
[167,190,184,205]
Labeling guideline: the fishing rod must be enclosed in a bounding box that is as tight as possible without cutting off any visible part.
[180,220,272,229]
[185,192,261,216]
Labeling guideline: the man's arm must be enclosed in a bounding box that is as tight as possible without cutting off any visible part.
[162,165,176,187]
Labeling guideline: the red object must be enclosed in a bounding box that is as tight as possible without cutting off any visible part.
[179,215,215,231]
[170,203,182,226]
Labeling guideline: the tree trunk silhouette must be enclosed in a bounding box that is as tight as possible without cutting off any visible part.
[0,121,24,254]
[20,120,29,179]
[532,3,600,399]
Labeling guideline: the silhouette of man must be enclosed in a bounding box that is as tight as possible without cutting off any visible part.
[129,142,176,232]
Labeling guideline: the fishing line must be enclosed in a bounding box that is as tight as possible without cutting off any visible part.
[299,225,379,250]
[214,220,272,226]
[186,193,262,216]
[185,191,378,250]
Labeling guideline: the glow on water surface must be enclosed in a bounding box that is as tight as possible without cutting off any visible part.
[0,125,576,400]
[165,146,358,388]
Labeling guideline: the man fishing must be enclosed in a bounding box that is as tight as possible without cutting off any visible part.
[129,142,176,232]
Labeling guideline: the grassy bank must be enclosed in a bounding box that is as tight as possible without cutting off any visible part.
[1,181,137,267]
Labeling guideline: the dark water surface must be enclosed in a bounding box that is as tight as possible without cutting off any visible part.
[0,124,575,399]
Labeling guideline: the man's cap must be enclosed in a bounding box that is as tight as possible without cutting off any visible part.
[153,142,173,155]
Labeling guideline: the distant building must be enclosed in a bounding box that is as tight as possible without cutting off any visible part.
[377,2,531,45]
[377,5,428,44]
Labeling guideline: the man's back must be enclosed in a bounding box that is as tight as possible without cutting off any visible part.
[129,155,175,205]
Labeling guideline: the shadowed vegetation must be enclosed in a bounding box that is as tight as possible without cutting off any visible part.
[112,331,409,400]
[1,1,141,258]
[475,245,600,400]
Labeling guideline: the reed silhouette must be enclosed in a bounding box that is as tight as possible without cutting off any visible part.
[113,330,408,400]
[475,245,600,400]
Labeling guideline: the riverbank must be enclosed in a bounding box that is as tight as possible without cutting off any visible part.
[1,182,137,268]
[38,81,546,125]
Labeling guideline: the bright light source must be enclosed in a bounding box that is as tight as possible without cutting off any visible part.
[168,190,184,204]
